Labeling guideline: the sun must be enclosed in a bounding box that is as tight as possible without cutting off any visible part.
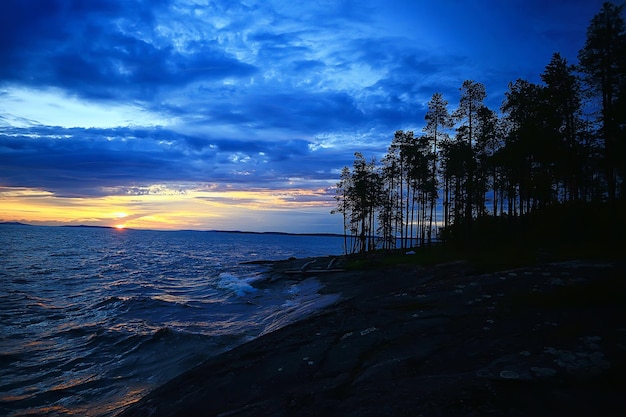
[115,224,126,229]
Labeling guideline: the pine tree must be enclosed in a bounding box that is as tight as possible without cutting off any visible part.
[424,93,453,243]
[578,2,626,205]
[454,80,487,226]
[501,79,545,214]
[541,52,584,201]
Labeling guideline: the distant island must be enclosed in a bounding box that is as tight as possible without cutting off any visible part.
[207,230,344,238]
[0,222,343,237]
[61,224,118,229]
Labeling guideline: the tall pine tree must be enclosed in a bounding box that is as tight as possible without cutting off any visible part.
[424,93,453,243]
[578,2,626,205]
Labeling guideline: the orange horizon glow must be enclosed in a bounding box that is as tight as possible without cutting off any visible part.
[0,185,338,232]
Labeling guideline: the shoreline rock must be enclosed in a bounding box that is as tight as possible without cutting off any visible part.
[117,258,626,417]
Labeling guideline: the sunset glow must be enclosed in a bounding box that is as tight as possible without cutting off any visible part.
[0,185,338,232]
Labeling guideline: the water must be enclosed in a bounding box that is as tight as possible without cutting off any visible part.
[0,225,344,416]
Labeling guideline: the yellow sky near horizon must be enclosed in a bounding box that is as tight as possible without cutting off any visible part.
[0,186,339,232]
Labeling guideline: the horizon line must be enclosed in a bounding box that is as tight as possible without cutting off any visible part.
[0,221,345,237]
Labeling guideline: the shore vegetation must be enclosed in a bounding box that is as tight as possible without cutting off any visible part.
[333,2,626,257]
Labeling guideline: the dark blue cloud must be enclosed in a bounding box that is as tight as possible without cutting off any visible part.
[241,91,366,131]
[0,0,256,101]
[291,60,326,72]
[1,126,179,196]
[0,124,345,197]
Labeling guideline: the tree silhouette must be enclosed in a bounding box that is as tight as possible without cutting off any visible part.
[501,78,545,214]
[454,80,487,229]
[474,105,500,216]
[332,166,352,254]
[424,93,453,243]
[541,52,584,202]
[578,1,626,206]
[333,2,625,252]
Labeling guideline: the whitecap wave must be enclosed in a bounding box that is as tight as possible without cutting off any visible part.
[216,272,258,297]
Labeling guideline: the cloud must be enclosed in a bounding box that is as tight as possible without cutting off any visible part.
[0,123,346,198]
[0,0,257,102]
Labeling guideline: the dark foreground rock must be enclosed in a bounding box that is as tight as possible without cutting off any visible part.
[118,259,626,417]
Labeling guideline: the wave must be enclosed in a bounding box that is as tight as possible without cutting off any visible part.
[93,295,194,315]
[0,324,231,416]
[216,272,259,297]
[0,352,24,366]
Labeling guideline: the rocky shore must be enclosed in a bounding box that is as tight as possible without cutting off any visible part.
[118,256,626,416]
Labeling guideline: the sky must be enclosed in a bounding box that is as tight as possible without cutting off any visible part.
[0,0,608,233]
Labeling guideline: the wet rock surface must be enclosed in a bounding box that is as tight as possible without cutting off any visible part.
[118,259,626,416]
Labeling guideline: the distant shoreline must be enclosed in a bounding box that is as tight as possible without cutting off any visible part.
[0,222,344,238]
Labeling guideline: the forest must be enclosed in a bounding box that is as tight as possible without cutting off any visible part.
[333,2,626,255]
